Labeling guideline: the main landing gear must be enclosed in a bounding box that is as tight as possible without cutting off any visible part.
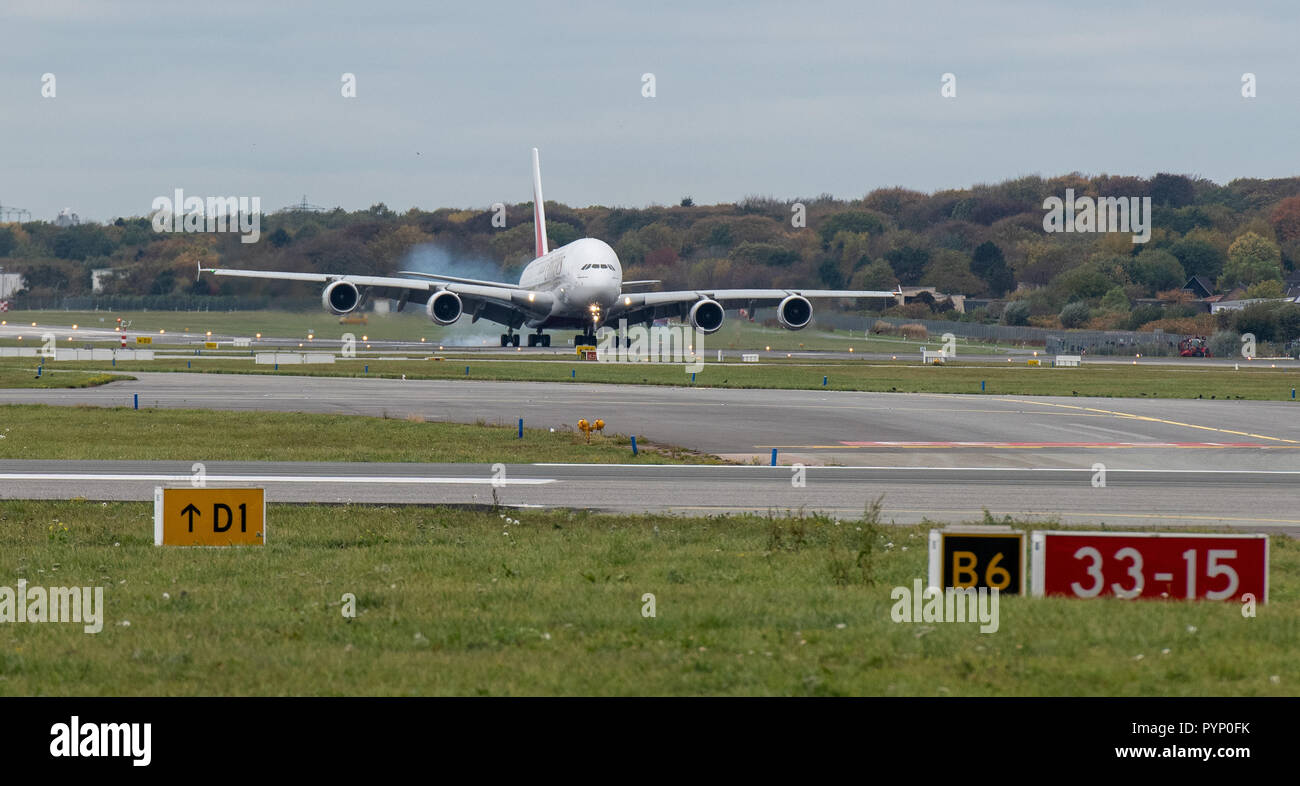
[573,333,598,347]
[499,332,520,347]
[526,331,551,347]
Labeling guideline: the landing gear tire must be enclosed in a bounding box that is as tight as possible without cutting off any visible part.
[511,334,520,347]
[500,334,509,347]
[542,335,551,348]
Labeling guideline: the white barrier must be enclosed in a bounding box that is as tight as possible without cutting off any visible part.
[233,337,251,347]
[921,350,948,364]
[1054,355,1082,367]
[255,352,335,365]
[0,347,38,357]
[48,349,155,361]
[742,353,759,362]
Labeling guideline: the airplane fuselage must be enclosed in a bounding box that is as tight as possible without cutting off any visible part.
[518,237,622,330]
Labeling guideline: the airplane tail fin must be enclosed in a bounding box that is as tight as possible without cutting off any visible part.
[532,147,548,258]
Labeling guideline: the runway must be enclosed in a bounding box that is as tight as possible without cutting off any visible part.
[3,460,1298,534]
[4,373,1298,530]
[6,371,1300,469]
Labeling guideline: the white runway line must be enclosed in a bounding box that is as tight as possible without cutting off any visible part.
[0,473,556,485]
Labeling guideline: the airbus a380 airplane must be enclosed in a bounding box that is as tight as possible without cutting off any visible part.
[203,149,900,347]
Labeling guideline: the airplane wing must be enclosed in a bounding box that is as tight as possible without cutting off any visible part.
[607,287,900,322]
[199,267,554,329]
[396,270,527,290]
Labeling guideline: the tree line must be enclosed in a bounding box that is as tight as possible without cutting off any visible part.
[2,172,1299,343]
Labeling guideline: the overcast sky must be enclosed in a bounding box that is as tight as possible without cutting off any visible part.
[1,0,1297,222]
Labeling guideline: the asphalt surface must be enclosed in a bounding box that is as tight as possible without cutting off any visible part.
[3,372,1299,531]
[3,460,1298,534]
[7,371,1300,469]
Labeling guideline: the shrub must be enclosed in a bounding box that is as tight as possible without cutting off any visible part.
[1002,300,1031,326]
[1208,330,1239,358]
[1059,302,1092,328]
[899,323,928,341]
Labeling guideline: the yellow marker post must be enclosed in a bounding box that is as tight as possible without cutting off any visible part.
[154,487,266,546]
[204,341,218,349]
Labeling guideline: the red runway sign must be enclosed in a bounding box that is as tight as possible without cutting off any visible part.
[1031,531,1267,602]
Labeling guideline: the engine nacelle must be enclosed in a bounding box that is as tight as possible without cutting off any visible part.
[426,290,463,325]
[322,280,361,315]
[688,298,725,334]
[777,294,813,330]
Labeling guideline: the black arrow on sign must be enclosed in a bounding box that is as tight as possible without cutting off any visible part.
[180,503,201,532]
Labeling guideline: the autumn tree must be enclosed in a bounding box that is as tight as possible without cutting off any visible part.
[1269,196,1300,243]
[970,241,1014,296]
[1222,231,1283,289]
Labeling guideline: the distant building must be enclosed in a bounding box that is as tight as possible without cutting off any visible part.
[92,268,117,293]
[0,272,25,299]
[1210,294,1300,313]
[1284,270,1300,299]
[54,208,80,227]
[898,286,966,314]
[1181,275,1215,299]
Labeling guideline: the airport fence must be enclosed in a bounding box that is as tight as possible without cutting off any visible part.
[801,310,1196,356]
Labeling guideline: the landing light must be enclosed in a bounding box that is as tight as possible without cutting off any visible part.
[624,296,631,306]
[528,292,536,303]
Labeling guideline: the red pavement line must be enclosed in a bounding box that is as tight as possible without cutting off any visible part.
[837,441,1274,448]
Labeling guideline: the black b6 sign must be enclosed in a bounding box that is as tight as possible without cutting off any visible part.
[928,529,1025,595]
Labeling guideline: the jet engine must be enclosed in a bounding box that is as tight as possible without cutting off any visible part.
[688,298,725,334]
[322,280,361,315]
[776,294,813,330]
[426,290,463,325]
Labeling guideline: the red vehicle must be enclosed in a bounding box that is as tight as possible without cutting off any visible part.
[1179,336,1212,357]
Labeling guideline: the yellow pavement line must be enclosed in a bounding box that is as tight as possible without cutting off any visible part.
[753,444,1300,450]
[995,397,1300,444]
[668,506,1300,526]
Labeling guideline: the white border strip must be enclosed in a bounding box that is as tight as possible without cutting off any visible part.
[0,474,553,485]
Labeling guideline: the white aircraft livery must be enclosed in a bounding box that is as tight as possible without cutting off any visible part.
[202,149,900,347]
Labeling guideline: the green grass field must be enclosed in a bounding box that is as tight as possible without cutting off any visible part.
[1,499,1293,696]
[0,404,710,463]
[24,353,1300,400]
[0,366,127,389]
